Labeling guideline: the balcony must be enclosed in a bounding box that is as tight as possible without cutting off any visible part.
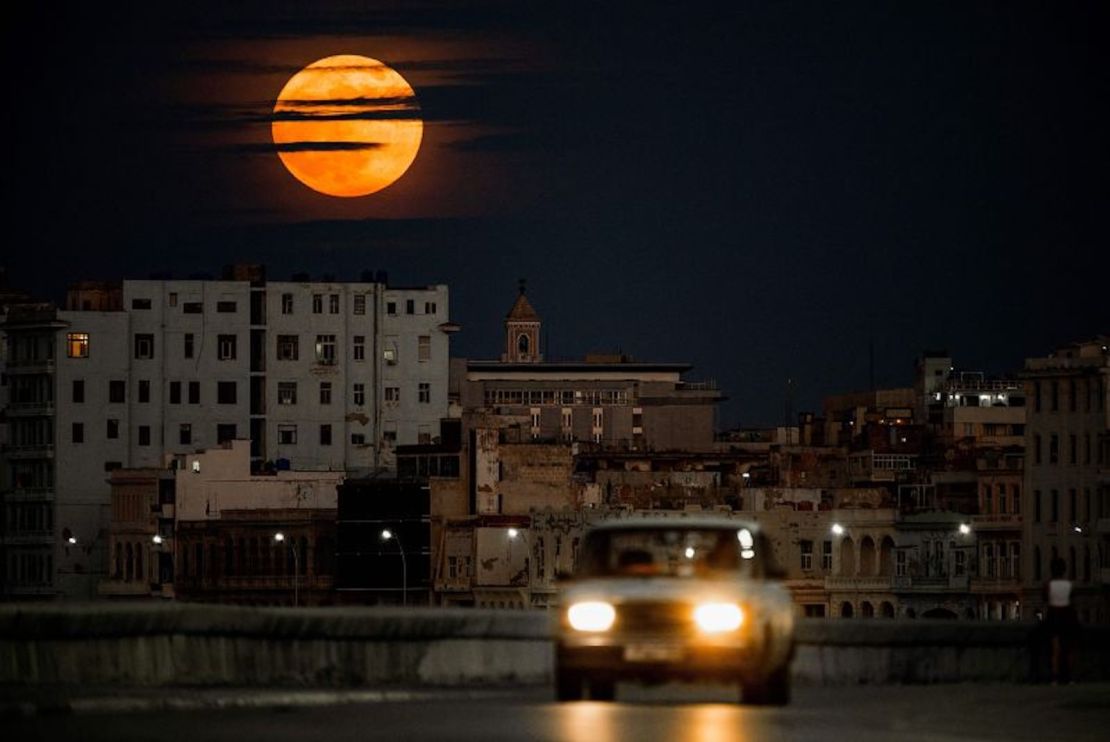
[971,513,1023,531]
[5,487,55,501]
[824,576,894,591]
[892,574,970,592]
[2,444,55,459]
[4,358,56,375]
[970,576,1023,594]
[5,400,55,417]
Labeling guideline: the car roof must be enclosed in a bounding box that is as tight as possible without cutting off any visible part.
[585,513,761,533]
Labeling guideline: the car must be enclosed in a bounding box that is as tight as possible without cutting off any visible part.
[553,514,795,704]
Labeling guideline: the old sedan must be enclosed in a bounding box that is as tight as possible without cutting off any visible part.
[554,515,795,704]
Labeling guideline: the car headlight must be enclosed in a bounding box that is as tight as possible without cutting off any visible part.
[567,601,616,632]
[694,602,744,633]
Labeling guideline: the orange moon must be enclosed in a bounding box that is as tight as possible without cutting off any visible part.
[272,55,423,197]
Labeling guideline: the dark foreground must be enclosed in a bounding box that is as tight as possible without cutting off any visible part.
[6,683,1109,742]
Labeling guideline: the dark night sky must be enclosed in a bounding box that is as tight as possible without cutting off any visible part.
[4,1,1107,427]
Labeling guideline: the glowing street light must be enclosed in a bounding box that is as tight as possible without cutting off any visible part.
[958,523,971,536]
[380,528,408,606]
[273,531,299,607]
[152,534,164,545]
[831,523,845,536]
[507,527,520,540]
[66,536,77,545]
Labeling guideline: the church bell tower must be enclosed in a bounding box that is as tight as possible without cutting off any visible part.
[503,279,542,363]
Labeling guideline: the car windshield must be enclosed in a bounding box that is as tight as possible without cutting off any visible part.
[577,526,765,579]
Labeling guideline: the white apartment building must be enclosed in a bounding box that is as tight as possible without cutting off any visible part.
[1,271,453,599]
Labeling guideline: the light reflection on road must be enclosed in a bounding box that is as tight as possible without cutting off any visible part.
[556,699,761,742]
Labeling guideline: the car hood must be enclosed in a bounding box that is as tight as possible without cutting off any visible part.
[560,576,756,605]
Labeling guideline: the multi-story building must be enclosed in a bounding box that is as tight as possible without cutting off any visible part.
[457,286,723,452]
[0,267,453,599]
[1020,337,1109,624]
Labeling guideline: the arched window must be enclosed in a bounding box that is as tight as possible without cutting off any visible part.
[859,536,876,575]
[125,543,134,581]
[861,601,874,617]
[1033,545,1041,581]
[135,542,143,582]
[879,537,895,576]
[115,543,123,579]
[880,601,895,618]
[517,333,530,355]
[840,601,854,618]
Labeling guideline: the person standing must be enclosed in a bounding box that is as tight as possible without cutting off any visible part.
[1043,557,1077,683]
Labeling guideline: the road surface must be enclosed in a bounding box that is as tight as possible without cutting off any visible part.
[6,683,1109,741]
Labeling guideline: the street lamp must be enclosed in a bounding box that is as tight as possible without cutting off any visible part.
[152,534,163,545]
[958,523,971,536]
[831,523,845,536]
[380,528,407,606]
[273,532,299,607]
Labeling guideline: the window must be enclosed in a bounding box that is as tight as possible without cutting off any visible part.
[1051,490,1058,522]
[170,381,181,405]
[1085,433,1092,465]
[72,422,84,444]
[217,301,237,313]
[385,386,400,403]
[320,424,332,446]
[1068,434,1077,465]
[1034,546,1041,580]
[800,540,813,571]
[179,424,192,445]
[134,334,154,359]
[104,461,122,472]
[1034,380,1041,411]
[1050,380,1058,411]
[319,382,332,405]
[822,540,833,571]
[184,333,194,359]
[217,381,237,405]
[354,294,366,314]
[418,335,431,362]
[382,427,397,444]
[278,382,297,405]
[424,301,436,315]
[277,334,299,361]
[353,383,365,406]
[351,433,366,445]
[72,380,85,403]
[312,294,323,313]
[329,294,339,314]
[1069,489,1077,522]
[278,424,297,445]
[218,334,237,361]
[138,425,151,446]
[138,380,150,404]
[109,380,126,404]
[217,424,236,444]
[1011,484,1021,514]
[419,382,431,403]
[315,334,336,364]
[1034,490,1041,522]
[954,549,966,576]
[386,301,397,315]
[1069,378,1076,412]
[188,381,200,405]
[281,293,294,314]
[353,335,365,361]
[131,298,151,309]
[383,343,397,364]
[1034,434,1041,465]
[106,419,119,439]
[1049,434,1059,464]
[895,550,906,577]
[183,302,203,314]
[66,333,89,358]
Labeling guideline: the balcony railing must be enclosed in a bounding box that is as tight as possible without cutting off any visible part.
[892,574,971,591]
[5,401,55,416]
[970,575,1023,593]
[971,513,1023,530]
[824,576,894,591]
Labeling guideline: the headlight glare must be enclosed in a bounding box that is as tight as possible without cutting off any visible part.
[567,601,616,632]
[694,602,744,633]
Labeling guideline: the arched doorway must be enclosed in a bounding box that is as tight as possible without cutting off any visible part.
[840,538,856,576]
[879,537,895,576]
[859,537,876,576]
[922,607,958,620]
[880,601,895,618]
[861,601,874,617]
[840,601,854,618]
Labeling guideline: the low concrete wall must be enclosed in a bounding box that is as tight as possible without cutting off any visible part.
[1,605,1107,687]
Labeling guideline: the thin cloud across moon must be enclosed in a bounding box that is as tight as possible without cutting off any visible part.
[271,55,423,197]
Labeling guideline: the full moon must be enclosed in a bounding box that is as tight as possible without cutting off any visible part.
[272,55,423,197]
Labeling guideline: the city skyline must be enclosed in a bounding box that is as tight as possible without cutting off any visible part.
[4,1,1107,428]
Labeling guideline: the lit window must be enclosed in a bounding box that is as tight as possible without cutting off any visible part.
[67,333,89,358]
[385,387,400,403]
[217,334,237,361]
[278,382,297,405]
[315,334,336,365]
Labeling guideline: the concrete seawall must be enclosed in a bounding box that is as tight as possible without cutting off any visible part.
[1,604,1106,687]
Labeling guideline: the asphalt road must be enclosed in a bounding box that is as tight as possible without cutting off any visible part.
[6,683,1109,742]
